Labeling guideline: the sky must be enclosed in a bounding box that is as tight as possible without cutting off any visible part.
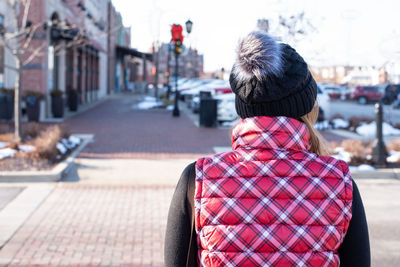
[112,0,400,72]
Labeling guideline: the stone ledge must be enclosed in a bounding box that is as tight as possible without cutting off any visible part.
[0,134,94,182]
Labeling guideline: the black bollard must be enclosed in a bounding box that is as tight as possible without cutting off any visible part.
[371,101,387,167]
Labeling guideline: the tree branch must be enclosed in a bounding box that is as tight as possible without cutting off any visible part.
[23,42,47,65]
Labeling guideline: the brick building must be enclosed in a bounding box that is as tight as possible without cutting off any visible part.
[0,1,17,89]
[0,0,152,120]
[155,43,204,86]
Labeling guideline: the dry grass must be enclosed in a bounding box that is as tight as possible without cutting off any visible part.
[347,116,374,131]
[387,138,400,152]
[330,139,373,166]
[30,124,69,161]
[330,114,345,120]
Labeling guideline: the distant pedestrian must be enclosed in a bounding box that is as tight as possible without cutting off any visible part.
[165,31,370,267]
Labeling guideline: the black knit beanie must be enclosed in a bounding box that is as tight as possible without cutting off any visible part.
[229,31,317,119]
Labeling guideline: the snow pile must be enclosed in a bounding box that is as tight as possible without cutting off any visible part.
[349,164,375,172]
[0,142,9,149]
[331,147,352,162]
[60,136,81,150]
[18,145,36,152]
[315,120,330,130]
[0,148,17,159]
[56,143,67,154]
[387,151,400,163]
[57,136,81,155]
[331,118,349,129]
[134,96,163,110]
[356,122,400,137]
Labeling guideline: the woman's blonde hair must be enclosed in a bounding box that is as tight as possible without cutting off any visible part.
[300,102,329,155]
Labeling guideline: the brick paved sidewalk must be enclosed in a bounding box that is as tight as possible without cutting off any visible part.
[64,94,344,159]
[0,184,173,267]
[65,95,231,159]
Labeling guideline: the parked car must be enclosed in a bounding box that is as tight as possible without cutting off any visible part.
[381,83,400,104]
[215,93,237,122]
[351,85,383,104]
[318,84,350,100]
[316,85,330,121]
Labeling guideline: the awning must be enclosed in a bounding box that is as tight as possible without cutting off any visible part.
[116,46,153,61]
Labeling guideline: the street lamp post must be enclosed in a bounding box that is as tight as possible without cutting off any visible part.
[371,100,388,166]
[171,24,183,117]
[170,21,193,117]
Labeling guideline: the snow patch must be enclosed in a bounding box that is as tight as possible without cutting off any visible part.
[134,96,163,110]
[331,147,352,163]
[56,143,67,154]
[331,118,349,129]
[18,145,36,152]
[69,136,81,146]
[387,150,400,163]
[166,105,174,111]
[315,120,330,130]
[0,148,17,159]
[356,122,400,137]
[349,164,376,172]
[0,142,9,149]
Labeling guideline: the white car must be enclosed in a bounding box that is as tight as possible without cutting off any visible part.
[215,93,238,122]
[317,85,331,121]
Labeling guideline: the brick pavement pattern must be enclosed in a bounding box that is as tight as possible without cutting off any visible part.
[0,184,173,267]
[65,97,231,159]
[64,96,344,159]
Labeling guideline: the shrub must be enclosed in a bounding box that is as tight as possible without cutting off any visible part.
[387,138,400,152]
[22,122,45,139]
[23,90,45,100]
[32,124,69,160]
[347,116,374,131]
[330,114,344,120]
[0,88,15,96]
[50,89,63,97]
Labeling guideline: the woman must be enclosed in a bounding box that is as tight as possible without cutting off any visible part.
[165,31,370,267]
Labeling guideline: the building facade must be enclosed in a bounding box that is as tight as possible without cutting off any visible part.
[156,42,204,86]
[0,0,152,120]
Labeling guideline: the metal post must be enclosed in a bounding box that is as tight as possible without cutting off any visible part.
[166,44,171,98]
[371,101,387,166]
[172,52,180,117]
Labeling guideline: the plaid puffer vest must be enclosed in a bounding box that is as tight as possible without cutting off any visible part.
[195,116,353,267]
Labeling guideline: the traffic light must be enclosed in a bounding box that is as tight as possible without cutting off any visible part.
[171,24,184,56]
[174,39,182,55]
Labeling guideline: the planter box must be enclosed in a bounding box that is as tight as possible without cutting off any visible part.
[51,96,64,118]
[25,97,40,122]
[0,94,13,120]
[68,92,78,111]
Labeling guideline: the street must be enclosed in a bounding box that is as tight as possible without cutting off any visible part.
[0,95,398,266]
[329,100,400,124]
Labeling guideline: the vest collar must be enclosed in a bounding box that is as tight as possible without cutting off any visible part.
[232,116,311,152]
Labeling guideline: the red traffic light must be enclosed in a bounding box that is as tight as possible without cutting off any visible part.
[171,24,184,42]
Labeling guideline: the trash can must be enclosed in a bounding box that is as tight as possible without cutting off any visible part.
[0,94,6,120]
[199,91,212,99]
[199,97,217,127]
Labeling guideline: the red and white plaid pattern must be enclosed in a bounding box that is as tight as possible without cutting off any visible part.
[195,116,353,267]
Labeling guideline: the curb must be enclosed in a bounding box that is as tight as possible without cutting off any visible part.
[0,134,94,182]
[0,184,54,249]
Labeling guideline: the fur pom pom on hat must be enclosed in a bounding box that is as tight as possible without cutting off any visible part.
[233,31,283,81]
[229,31,318,119]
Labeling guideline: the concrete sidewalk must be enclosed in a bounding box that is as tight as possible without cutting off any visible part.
[0,95,399,266]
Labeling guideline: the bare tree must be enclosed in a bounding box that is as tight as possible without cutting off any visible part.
[0,0,120,142]
[272,12,316,45]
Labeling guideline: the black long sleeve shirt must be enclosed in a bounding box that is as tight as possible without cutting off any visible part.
[165,163,371,267]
